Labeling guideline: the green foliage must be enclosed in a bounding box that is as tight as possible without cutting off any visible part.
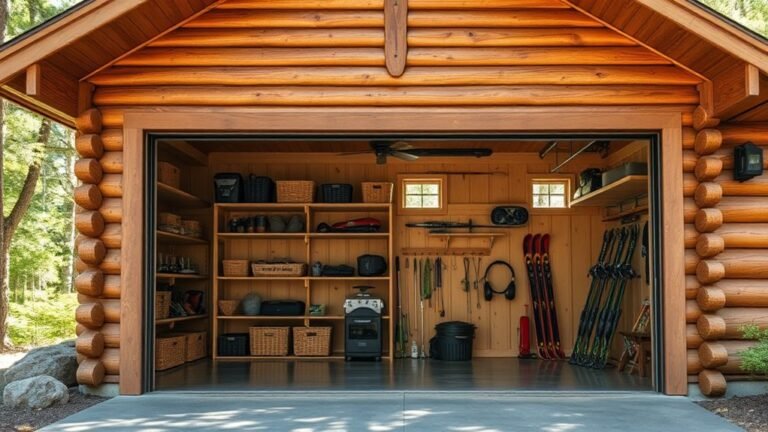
[7,292,77,347]
[740,325,768,375]
[697,0,768,37]
[6,0,80,39]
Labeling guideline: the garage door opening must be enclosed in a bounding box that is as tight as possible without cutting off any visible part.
[145,134,663,392]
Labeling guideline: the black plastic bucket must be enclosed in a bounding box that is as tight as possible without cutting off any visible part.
[431,321,475,361]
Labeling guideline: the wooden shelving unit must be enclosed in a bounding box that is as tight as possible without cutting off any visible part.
[570,175,648,207]
[157,230,208,245]
[157,273,208,280]
[156,315,208,326]
[212,203,394,361]
[157,182,210,209]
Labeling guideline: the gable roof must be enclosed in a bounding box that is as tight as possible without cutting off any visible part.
[0,0,766,127]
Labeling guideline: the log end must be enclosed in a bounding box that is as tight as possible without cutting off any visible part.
[695,129,723,156]
[75,134,105,159]
[75,211,106,237]
[77,238,107,266]
[698,314,727,340]
[696,234,725,259]
[698,369,727,397]
[76,302,105,329]
[77,358,106,387]
[75,269,105,297]
[76,330,105,358]
[697,260,725,284]
[699,342,729,368]
[73,184,104,211]
[75,158,104,184]
[75,108,103,135]
[694,183,723,208]
[695,156,724,182]
[695,208,723,233]
[697,287,726,312]
[693,106,720,131]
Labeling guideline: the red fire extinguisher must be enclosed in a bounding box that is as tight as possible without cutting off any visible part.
[518,304,532,358]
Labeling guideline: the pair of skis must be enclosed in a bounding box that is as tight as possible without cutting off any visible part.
[523,233,565,360]
[570,225,640,368]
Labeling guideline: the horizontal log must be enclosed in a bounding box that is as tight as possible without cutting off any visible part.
[687,324,703,349]
[103,275,121,299]
[74,158,103,184]
[75,269,104,297]
[711,224,768,249]
[73,184,103,210]
[99,174,122,198]
[683,127,696,149]
[693,105,720,131]
[77,323,119,348]
[694,183,722,208]
[117,47,671,67]
[686,299,702,323]
[694,129,722,156]
[684,224,697,249]
[713,197,768,223]
[688,349,702,374]
[696,233,724,258]
[697,260,724,284]
[153,28,384,48]
[698,308,768,339]
[713,250,768,279]
[75,109,102,135]
[413,28,636,47]
[219,0,570,8]
[101,111,123,128]
[686,275,700,299]
[682,151,696,172]
[409,10,602,28]
[101,224,121,249]
[75,211,105,237]
[100,198,122,223]
[710,172,768,196]
[688,343,753,374]
[104,375,119,384]
[75,249,120,275]
[699,342,729,368]
[715,279,768,307]
[694,207,722,232]
[77,238,106,265]
[76,330,104,358]
[697,286,726,311]
[90,66,701,87]
[101,130,123,151]
[684,198,697,224]
[77,296,120,323]
[685,249,699,275]
[75,135,104,159]
[77,359,105,387]
[698,369,726,397]
[76,302,104,329]
[93,85,700,107]
[700,148,768,170]
[100,151,123,174]
[101,348,119,375]
[694,156,723,182]
[720,123,768,146]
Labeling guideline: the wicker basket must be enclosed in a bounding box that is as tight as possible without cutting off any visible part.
[251,262,307,277]
[181,219,202,238]
[155,291,172,320]
[223,260,249,277]
[158,162,181,189]
[276,181,315,203]
[156,334,186,370]
[293,327,332,356]
[362,182,393,203]
[184,331,208,362]
[249,327,290,356]
[218,299,240,316]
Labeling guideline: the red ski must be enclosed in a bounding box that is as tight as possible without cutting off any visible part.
[539,234,565,359]
[523,234,550,359]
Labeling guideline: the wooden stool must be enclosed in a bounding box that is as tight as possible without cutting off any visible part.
[618,331,651,377]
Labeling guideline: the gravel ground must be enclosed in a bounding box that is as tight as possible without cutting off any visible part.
[699,394,768,432]
[0,388,107,432]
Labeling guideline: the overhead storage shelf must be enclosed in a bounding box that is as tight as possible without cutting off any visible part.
[157,182,210,209]
[157,230,208,245]
[570,175,648,207]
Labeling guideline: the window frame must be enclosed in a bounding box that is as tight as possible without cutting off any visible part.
[528,175,572,210]
[397,174,448,215]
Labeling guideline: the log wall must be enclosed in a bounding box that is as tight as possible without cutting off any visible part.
[685,109,766,397]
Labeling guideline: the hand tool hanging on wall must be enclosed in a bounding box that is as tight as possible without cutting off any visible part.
[395,257,407,358]
[422,258,433,308]
[482,260,516,301]
[570,229,617,365]
[523,234,550,360]
[472,257,482,310]
[435,257,445,317]
[462,257,471,320]
[642,221,649,285]
[411,257,420,359]
[538,234,565,359]
[419,258,427,359]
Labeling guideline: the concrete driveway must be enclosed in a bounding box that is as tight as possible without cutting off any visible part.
[42,392,741,432]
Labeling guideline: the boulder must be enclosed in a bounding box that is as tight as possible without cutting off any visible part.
[3,375,69,409]
[3,341,77,389]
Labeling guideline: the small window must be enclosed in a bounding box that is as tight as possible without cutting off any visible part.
[402,178,444,210]
[532,180,569,209]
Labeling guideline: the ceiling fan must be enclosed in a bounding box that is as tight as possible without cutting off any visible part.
[340,141,493,165]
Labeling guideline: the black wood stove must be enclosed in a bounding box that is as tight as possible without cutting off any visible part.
[344,286,384,360]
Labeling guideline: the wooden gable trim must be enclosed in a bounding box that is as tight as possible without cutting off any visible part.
[0,0,152,85]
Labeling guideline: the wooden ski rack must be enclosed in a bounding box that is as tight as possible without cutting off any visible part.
[400,247,491,257]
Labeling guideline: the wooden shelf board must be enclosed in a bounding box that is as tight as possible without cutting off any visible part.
[157,182,210,209]
[159,140,208,167]
[218,233,307,240]
[157,230,208,245]
[570,175,648,207]
[157,273,208,280]
[218,315,309,320]
[214,203,390,212]
[215,203,306,211]
[217,276,390,281]
[428,232,507,238]
[401,247,491,256]
[602,204,649,222]
[213,355,346,360]
[307,276,391,281]
[156,315,208,325]
[309,232,390,239]
[218,276,307,281]
[310,203,391,212]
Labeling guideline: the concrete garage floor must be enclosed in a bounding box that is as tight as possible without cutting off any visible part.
[42,392,741,432]
[156,358,651,392]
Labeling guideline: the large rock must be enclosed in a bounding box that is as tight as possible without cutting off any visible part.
[3,341,77,390]
[3,375,69,409]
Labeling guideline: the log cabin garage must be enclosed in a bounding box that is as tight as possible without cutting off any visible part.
[0,0,767,398]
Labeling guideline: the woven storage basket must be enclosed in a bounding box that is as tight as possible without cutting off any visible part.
[276,181,315,203]
[251,262,307,277]
[223,260,249,277]
[184,331,208,362]
[362,182,393,203]
[158,162,180,189]
[218,299,240,316]
[249,327,290,356]
[156,334,186,370]
[155,291,172,320]
[293,327,332,356]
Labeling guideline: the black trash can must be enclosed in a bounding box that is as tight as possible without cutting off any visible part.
[430,321,475,361]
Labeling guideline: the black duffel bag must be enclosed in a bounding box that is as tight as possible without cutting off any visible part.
[321,264,355,277]
[357,255,387,276]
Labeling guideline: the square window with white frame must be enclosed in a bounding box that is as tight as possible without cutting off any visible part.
[399,176,446,213]
[531,179,569,209]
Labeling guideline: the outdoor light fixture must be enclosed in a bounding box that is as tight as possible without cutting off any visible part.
[734,142,763,182]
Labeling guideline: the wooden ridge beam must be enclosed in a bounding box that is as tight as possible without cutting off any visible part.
[218,0,570,8]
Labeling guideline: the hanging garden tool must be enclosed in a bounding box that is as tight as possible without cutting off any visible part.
[411,257,419,359]
[423,257,433,309]
[419,258,427,358]
[472,256,482,310]
[462,257,471,319]
[435,257,445,317]
[395,257,408,358]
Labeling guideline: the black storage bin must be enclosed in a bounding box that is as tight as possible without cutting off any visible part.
[214,173,243,203]
[260,300,306,316]
[430,321,475,361]
[218,333,249,356]
[244,175,275,203]
[320,184,353,203]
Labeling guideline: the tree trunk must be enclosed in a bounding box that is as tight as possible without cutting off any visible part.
[0,0,9,350]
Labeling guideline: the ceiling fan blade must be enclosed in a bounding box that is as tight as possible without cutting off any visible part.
[390,141,413,151]
[407,148,493,158]
[391,151,420,161]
